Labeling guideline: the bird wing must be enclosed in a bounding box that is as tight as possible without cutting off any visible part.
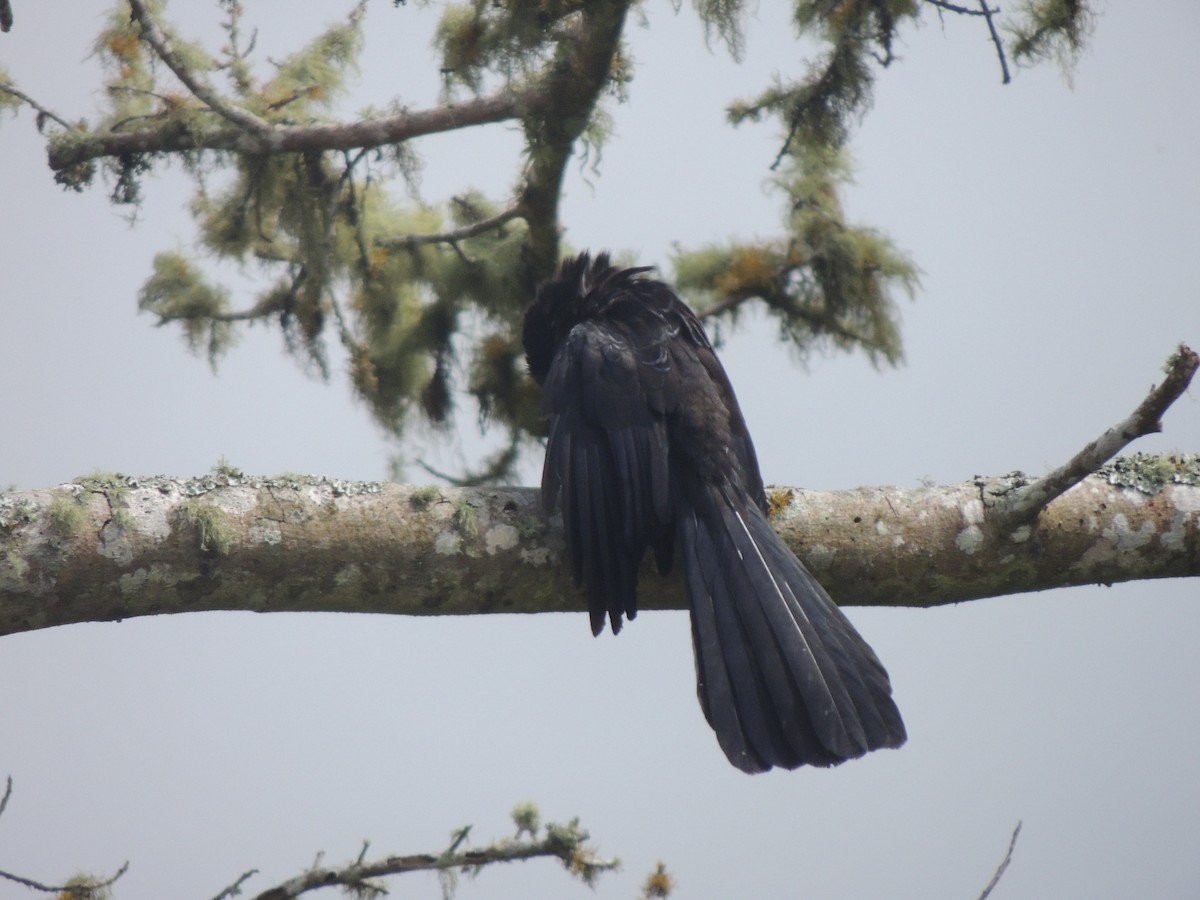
[540,319,672,635]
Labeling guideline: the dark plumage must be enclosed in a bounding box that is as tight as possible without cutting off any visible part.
[523,251,906,772]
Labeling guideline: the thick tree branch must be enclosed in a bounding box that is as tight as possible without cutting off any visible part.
[46,88,538,173]
[1,458,1196,638]
[517,0,631,283]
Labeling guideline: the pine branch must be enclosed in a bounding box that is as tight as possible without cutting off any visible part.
[127,0,271,136]
[46,88,537,172]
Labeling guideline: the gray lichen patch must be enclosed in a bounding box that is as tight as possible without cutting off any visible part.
[485,523,519,555]
[0,494,40,531]
[1160,484,1200,552]
[98,518,135,566]
[435,531,463,555]
[1098,452,1200,495]
[955,525,985,555]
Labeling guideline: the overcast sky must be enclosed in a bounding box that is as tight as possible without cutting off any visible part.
[2,2,1199,898]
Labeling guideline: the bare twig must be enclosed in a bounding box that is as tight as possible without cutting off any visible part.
[924,0,989,15]
[977,0,1012,84]
[988,344,1198,519]
[696,292,752,320]
[0,776,11,818]
[127,0,272,136]
[921,0,1010,83]
[977,821,1022,900]
[0,81,76,131]
[211,869,260,900]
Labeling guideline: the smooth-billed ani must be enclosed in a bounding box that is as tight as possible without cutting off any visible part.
[523,252,906,772]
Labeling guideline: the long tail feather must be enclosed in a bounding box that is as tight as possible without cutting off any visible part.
[679,480,906,772]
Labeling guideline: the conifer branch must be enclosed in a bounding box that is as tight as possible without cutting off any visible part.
[127,0,271,136]
[46,88,536,172]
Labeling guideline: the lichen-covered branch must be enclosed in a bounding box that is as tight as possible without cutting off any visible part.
[45,88,536,173]
[127,0,272,137]
[0,790,616,899]
[516,0,631,284]
[245,815,616,900]
[2,458,1196,638]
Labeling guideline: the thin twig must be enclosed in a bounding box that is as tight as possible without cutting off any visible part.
[696,292,752,320]
[989,343,1198,519]
[921,0,1011,83]
[0,861,130,895]
[127,0,272,136]
[977,0,1012,84]
[0,776,11,818]
[377,206,523,250]
[977,821,1022,900]
[211,869,260,900]
[924,0,990,15]
[0,81,76,131]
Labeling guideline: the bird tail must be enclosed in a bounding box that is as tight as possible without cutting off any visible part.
[678,480,906,772]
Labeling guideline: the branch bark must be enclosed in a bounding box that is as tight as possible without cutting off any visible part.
[2,347,1194,637]
[1,460,1196,638]
[46,89,537,172]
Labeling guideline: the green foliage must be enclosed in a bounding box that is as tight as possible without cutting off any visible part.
[0,67,21,118]
[1009,0,1095,72]
[176,502,234,555]
[47,493,86,539]
[511,801,541,838]
[138,252,236,368]
[54,873,115,900]
[692,0,751,61]
[674,143,917,367]
[253,4,365,115]
[640,861,675,898]
[434,0,571,95]
[0,0,1101,483]
[409,485,442,509]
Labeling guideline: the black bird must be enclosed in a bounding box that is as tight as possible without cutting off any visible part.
[523,252,906,772]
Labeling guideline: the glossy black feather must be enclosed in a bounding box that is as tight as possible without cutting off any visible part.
[523,251,906,771]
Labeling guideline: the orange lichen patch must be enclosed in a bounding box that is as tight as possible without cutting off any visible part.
[713,246,775,298]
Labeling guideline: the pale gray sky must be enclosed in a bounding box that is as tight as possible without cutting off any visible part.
[1,2,1199,898]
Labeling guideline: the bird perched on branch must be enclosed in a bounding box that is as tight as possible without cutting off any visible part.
[523,251,906,772]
